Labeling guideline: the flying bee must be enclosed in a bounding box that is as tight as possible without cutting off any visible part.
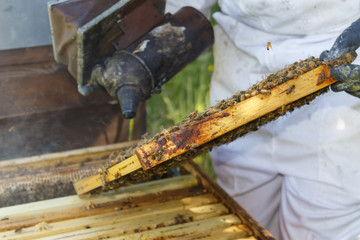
[267,42,272,50]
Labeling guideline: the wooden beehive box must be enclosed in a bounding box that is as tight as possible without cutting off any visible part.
[0,45,274,239]
[0,143,274,240]
[0,46,146,161]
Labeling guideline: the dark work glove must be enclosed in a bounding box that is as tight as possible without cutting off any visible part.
[331,64,360,98]
[320,18,360,97]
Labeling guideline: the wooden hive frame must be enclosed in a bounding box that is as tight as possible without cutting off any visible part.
[0,143,274,240]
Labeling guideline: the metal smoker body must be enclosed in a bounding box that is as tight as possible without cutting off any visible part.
[48,0,214,118]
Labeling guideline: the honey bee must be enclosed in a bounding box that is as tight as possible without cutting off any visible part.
[286,71,295,79]
[307,61,317,69]
[251,90,258,97]
[204,108,218,116]
[169,126,180,132]
[188,110,198,119]
[267,42,272,51]
[286,84,296,94]
[191,143,198,148]
[227,100,236,107]
[99,175,107,187]
[260,89,271,95]
[15,227,25,233]
[108,151,118,159]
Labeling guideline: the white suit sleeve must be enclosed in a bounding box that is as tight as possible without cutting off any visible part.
[165,0,217,18]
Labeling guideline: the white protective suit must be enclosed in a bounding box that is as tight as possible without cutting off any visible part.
[167,1,360,239]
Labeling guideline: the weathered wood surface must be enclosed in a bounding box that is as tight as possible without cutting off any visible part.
[74,65,336,195]
[0,141,139,207]
[183,161,274,240]
[73,154,142,195]
[0,46,146,160]
[0,175,200,231]
[0,142,274,239]
[0,166,273,240]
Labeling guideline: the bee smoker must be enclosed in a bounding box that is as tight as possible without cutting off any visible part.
[48,0,214,119]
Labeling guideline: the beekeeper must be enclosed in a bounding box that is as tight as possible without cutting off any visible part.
[166,1,360,239]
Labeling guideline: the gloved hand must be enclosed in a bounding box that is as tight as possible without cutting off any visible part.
[320,18,360,97]
[330,64,360,97]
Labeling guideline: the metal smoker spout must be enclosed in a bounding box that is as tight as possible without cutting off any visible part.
[90,51,150,119]
[48,0,214,119]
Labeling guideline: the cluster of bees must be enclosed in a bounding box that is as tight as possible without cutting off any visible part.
[94,53,356,192]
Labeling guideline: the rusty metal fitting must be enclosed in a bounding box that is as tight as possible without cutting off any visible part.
[92,7,214,118]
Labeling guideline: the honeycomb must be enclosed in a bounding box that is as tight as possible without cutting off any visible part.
[96,53,356,192]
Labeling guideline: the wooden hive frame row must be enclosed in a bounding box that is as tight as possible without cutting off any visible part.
[0,143,274,240]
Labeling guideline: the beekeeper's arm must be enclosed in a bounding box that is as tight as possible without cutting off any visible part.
[320,18,360,98]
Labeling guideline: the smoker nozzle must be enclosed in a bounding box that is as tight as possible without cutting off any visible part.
[89,52,150,120]
[116,85,142,119]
